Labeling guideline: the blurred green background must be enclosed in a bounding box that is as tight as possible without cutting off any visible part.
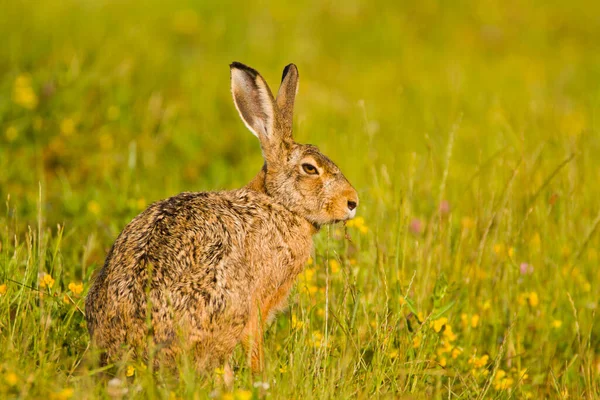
[3,0,599,235]
[1,0,600,398]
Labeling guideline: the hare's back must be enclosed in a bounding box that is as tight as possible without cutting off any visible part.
[96,189,309,290]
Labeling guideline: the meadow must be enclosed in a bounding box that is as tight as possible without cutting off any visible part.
[1,0,600,398]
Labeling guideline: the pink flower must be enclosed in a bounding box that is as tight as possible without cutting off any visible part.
[519,262,534,275]
[409,218,424,235]
[439,200,451,216]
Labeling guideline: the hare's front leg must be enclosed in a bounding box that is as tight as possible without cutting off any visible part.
[242,304,265,374]
[242,279,297,375]
[223,362,234,389]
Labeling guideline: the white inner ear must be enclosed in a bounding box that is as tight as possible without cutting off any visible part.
[231,69,275,141]
[235,97,261,139]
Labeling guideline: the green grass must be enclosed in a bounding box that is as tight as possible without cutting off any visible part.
[1,0,600,398]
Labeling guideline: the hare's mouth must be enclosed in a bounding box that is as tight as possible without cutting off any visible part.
[335,208,357,223]
[346,208,357,220]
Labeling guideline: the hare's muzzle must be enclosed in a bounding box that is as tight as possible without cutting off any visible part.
[343,188,359,220]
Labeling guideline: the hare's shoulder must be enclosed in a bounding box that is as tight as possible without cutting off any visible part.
[223,189,314,233]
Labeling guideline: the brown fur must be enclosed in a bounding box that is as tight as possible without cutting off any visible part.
[85,62,358,376]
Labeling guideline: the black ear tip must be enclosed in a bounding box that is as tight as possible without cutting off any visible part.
[230,62,260,78]
[281,63,298,82]
[230,61,246,69]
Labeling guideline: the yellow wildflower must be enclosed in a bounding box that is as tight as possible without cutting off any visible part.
[233,390,252,400]
[311,330,324,347]
[40,273,55,289]
[4,372,18,386]
[5,126,18,142]
[388,349,399,359]
[50,388,74,400]
[493,369,514,390]
[460,313,468,328]
[468,354,489,369]
[126,366,135,377]
[136,198,147,210]
[437,340,452,356]
[530,233,541,250]
[452,347,462,359]
[99,132,114,150]
[291,314,304,330]
[568,267,580,279]
[214,367,225,375]
[443,325,457,341]
[528,292,539,307]
[0,283,7,295]
[582,282,591,292]
[438,357,447,367]
[345,216,360,228]
[60,118,76,136]
[68,282,84,295]
[551,319,562,329]
[329,259,340,274]
[301,267,315,282]
[471,314,480,328]
[493,243,505,256]
[346,216,368,234]
[461,217,475,230]
[279,365,288,373]
[412,334,422,348]
[471,368,490,378]
[299,267,318,295]
[517,368,529,381]
[12,74,38,109]
[399,296,406,306]
[431,317,448,333]
[63,294,71,304]
[306,257,313,265]
[87,200,101,215]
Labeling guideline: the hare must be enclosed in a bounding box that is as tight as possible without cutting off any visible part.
[85,62,359,381]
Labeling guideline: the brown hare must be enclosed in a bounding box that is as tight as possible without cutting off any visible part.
[85,62,359,382]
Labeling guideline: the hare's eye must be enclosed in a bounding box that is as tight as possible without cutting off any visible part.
[302,163,319,175]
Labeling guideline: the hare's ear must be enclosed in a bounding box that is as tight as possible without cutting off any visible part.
[230,62,277,143]
[276,64,299,134]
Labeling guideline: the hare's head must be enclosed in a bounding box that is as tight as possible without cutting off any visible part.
[231,62,358,227]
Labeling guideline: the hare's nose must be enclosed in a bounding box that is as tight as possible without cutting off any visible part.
[347,200,357,211]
